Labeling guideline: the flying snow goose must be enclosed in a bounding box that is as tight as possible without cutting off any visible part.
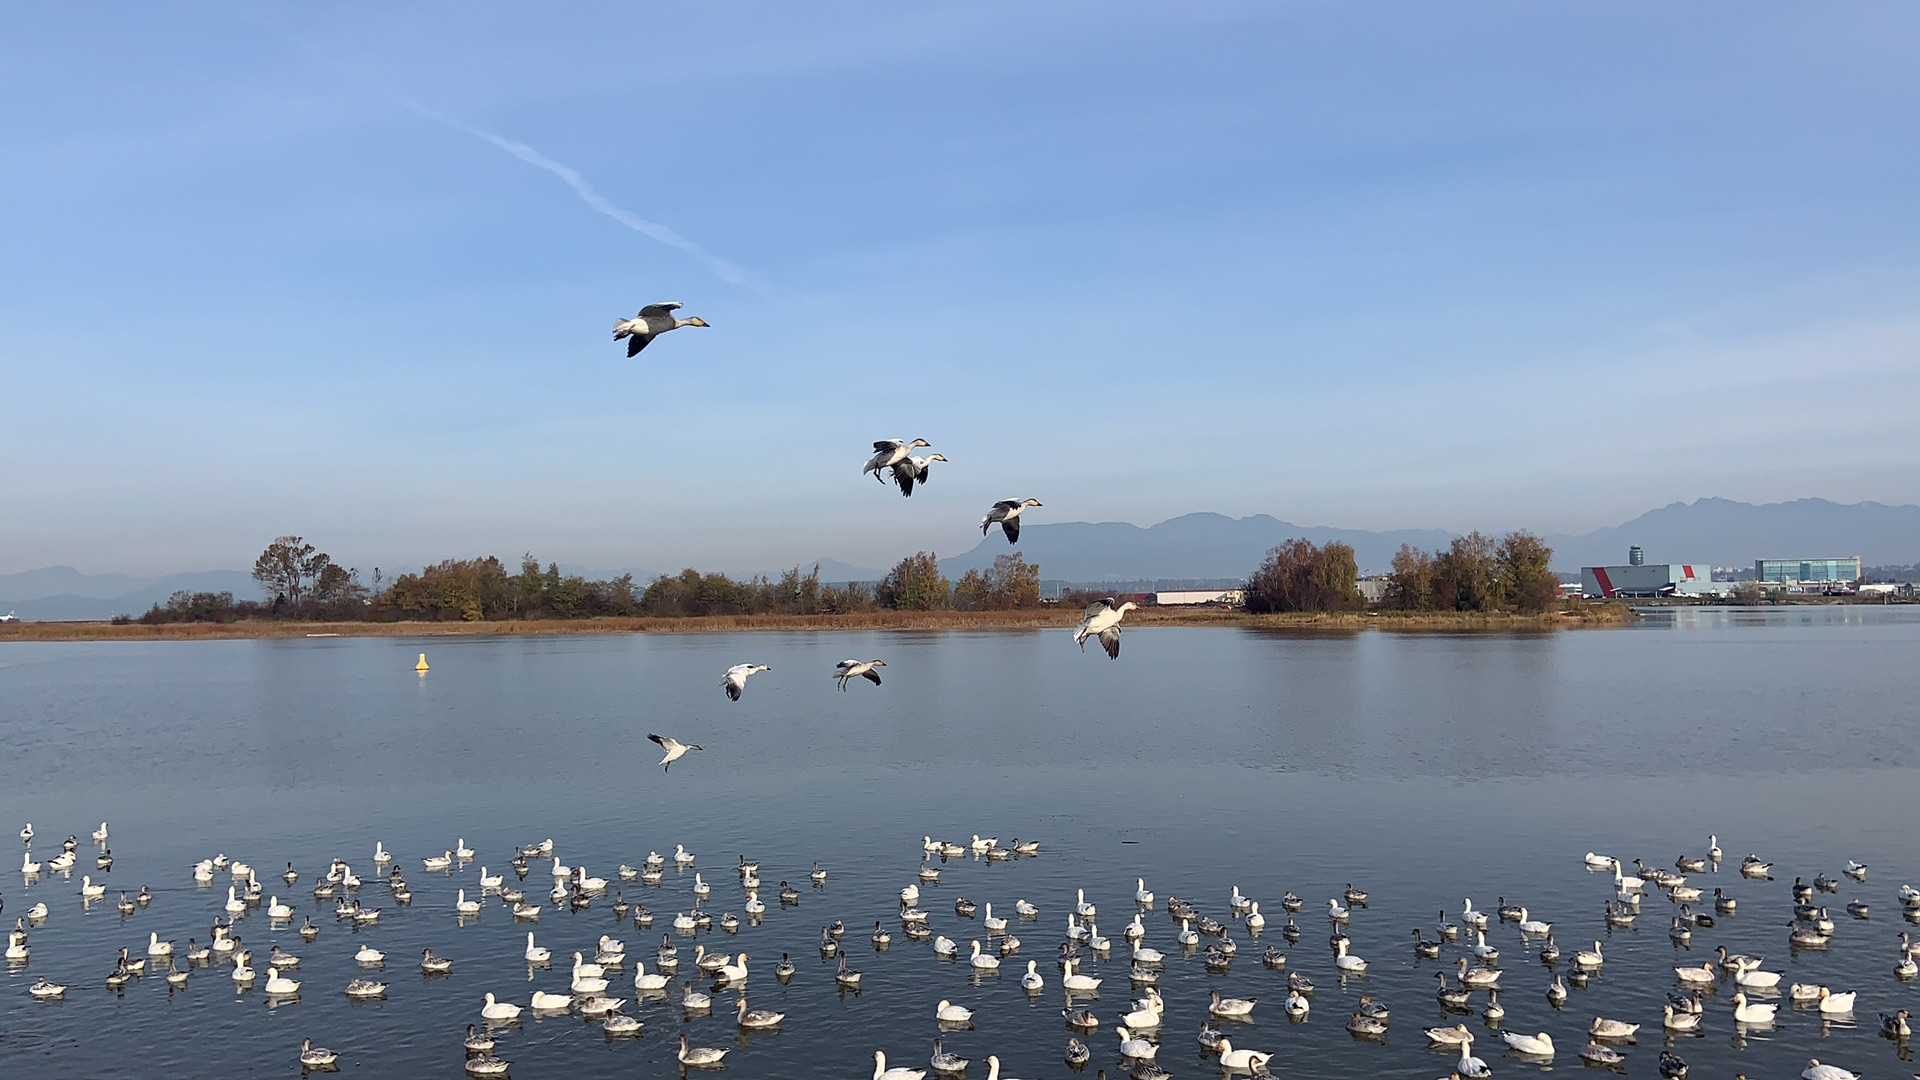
[1074,598,1137,659]
[721,664,769,701]
[613,303,708,357]
[863,439,931,481]
[834,659,886,690]
[648,733,703,772]
[981,499,1042,543]
[890,454,947,497]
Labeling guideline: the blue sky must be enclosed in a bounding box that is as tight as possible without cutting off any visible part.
[4,2,1917,576]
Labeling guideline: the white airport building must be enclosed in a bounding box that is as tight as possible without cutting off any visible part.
[1580,547,1719,599]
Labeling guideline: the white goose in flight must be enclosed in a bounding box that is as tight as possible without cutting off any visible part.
[647,734,703,773]
[612,303,709,357]
[834,659,886,691]
[721,664,769,702]
[981,499,1042,543]
[889,454,947,497]
[1073,598,1137,659]
[863,439,931,482]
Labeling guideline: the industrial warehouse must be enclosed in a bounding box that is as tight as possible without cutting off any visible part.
[1580,546,1867,599]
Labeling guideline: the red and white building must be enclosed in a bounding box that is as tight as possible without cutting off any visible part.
[1580,560,1716,598]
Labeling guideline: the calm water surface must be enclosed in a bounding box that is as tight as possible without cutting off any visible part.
[3,608,1918,1079]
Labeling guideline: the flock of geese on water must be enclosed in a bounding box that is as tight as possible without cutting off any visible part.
[8,821,1920,1079]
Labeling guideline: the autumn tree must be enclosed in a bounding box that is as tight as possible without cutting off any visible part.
[1495,531,1559,613]
[953,554,1042,610]
[877,552,950,611]
[1244,539,1362,613]
[252,536,327,608]
[1431,531,1498,612]
[1385,544,1435,610]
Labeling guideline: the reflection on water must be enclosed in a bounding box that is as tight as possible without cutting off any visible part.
[2,608,1917,1078]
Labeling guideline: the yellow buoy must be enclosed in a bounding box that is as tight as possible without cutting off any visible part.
[415,652,429,673]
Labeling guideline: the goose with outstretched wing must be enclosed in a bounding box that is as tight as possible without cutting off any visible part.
[863,439,930,482]
[613,303,709,357]
[981,499,1042,543]
[1073,598,1136,659]
[889,454,947,497]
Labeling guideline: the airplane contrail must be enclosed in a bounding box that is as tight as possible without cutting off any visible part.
[403,99,763,290]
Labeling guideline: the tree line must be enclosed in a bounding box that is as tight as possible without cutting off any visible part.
[138,536,1045,623]
[1241,531,1561,614]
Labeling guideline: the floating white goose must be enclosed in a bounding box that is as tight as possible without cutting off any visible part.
[455,889,481,915]
[1732,991,1779,1024]
[355,945,384,964]
[1675,962,1715,985]
[1335,938,1367,973]
[863,439,932,482]
[80,875,106,900]
[1502,1031,1555,1058]
[267,897,293,920]
[264,966,300,995]
[869,1050,923,1080]
[981,498,1043,543]
[673,844,696,865]
[148,932,173,957]
[968,940,998,971]
[834,659,886,690]
[648,734,703,772]
[530,990,572,1010]
[1803,1059,1861,1080]
[1456,1034,1492,1078]
[613,303,709,357]
[1817,987,1858,1013]
[1461,897,1487,928]
[936,999,974,1023]
[1074,598,1137,659]
[1020,959,1044,990]
[90,822,108,844]
[1217,1038,1274,1073]
[715,953,749,983]
[1116,1026,1156,1059]
[1734,967,1782,989]
[1062,958,1101,991]
[721,664,770,701]
[633,959,670,991]
[423,851,452,871]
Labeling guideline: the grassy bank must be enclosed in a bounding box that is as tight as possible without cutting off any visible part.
[0,605,1632,641]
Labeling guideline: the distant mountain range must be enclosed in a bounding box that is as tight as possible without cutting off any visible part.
[0,567,261,622]
[6,498,1914,619]
[1540,498,1920,570]
[939,513,1453,581]
[937,498,1920,582]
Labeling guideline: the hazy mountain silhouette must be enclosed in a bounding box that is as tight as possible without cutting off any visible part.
[0,567,259,621]
[939,512,1453,581]
[939,499,1920,581]
[1542,497,1920,569]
